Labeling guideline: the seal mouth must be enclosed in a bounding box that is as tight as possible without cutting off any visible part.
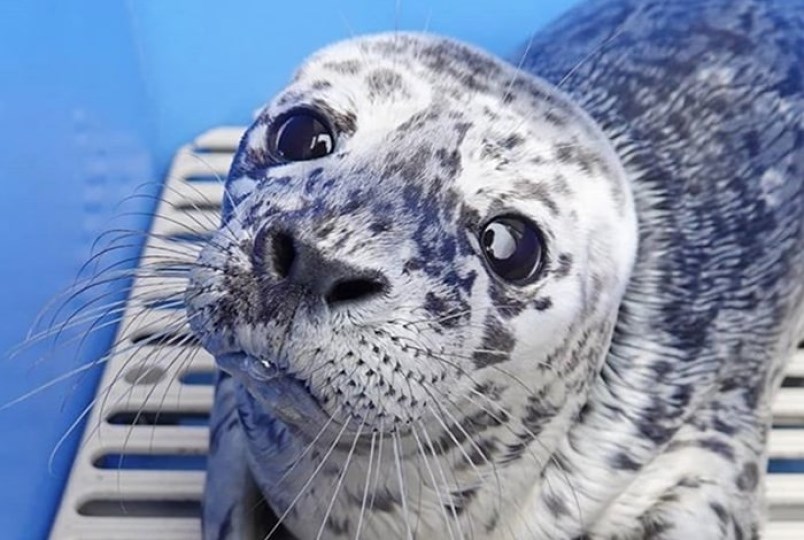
[218,351,334,430]
[219,351,386,446]
[217,351,420,452]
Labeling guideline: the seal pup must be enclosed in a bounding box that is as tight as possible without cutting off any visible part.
[185,0,804,538]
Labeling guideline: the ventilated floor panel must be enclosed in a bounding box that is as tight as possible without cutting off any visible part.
[49,127,804,539]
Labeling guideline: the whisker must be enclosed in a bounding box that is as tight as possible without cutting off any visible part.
[392,430,414,540]
[422,7,433,33]
[24,261,191,348]
[22,282,185,356]
[105,193,222,242]
[270,413,337,490]
[335,1,358,41]
[184,149,241,216]
[366,422,385,520]
[75,315,203,469]
[555,6,639,91]
[315,420,365,540]
[385,332,550,395]
[1,309,188,413]
[463,387,582,532]
[423,391,486,490]
[418,422,465,540]
[114,332,202,499]
[263,419,351,540]
[59,301,184,408]
[503,29,536,102]
[430,389,504,517]
[410,423,458,540]
[0,359,101,413]
[353,431,376,540]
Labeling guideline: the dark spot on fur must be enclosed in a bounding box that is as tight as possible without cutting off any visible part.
[698,438,735,461]
[474,381,507,400]
[710,502,730,526]
[368,217,393,234]
[513,180,560,215]
[488,281,528,319]
[472,315,516,368]
[554,142,604,176]
[713,417,738,435]
[322,59,362,75]
[485,510,500,533]
[276,90,305,107]
[736,462,758,491]
[612,451,641,471]
[544,493,570,517]
[326,515,349,535]
[733,521,746,540]
[677,477,702,489]
[435,147,462,177]
[449,487,479,516]
[555,253,573,278]
[544,110,568,126]
[434,410,506,455]
[533,296,553,311]
[465,437,498,467]
[501,134,524,148]
[310,80,332,91]
[522,393,560,436]
[371,489,397,513]
[638,510,672,537]
[384,144,433,182]
[366,68,408,100]
[658,489,680,504]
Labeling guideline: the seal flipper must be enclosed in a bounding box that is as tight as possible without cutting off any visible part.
[203,370,282,540]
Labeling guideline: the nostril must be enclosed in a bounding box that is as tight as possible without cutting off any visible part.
[325,277,387,305]
[272,231,296,278]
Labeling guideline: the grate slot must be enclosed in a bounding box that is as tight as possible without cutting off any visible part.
[93,453,207,471]
[106,411,211,428]
[179,370,216,386]
[78,499,201,518]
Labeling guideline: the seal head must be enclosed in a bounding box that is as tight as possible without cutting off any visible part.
[187,32,636,539]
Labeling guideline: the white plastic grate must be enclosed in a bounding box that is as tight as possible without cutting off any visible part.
[49,128,233,540]
[49,128,804,539]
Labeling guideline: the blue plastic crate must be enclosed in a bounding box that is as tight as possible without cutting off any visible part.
[2,1,803,539]
[0,2,582,538]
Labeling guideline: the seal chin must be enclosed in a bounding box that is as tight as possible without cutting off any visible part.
[217,351,335,437]
[217,352,418,451]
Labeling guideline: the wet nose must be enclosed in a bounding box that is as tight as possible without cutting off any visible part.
[253,228,388,307]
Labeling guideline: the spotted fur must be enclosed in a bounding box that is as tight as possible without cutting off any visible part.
[186,1,804,538]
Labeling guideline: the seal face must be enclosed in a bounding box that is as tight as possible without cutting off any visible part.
[186,1,804,538]
[187,31,636,539]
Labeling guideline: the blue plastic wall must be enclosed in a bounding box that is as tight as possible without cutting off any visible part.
[0,1,580,538]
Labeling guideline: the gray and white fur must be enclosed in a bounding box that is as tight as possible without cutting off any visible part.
[185,0,804,538]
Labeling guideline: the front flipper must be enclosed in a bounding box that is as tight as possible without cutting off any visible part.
[203,371,279,540]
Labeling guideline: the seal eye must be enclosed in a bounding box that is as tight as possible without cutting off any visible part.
[272,111,335,162]
[480,216,544,284]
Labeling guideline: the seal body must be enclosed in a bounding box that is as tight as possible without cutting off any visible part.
[186,0,804,538]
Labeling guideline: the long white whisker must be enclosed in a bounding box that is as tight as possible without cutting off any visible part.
[411,423,458,540]
[392,430,414,540]
[353,431,376,540]
[419,422,465,540]
[432,390,504,515]
[263,420,351,540]
[316,420,365,540]
[367,423,386,518]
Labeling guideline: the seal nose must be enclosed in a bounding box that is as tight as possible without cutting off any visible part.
[257,229,388,306]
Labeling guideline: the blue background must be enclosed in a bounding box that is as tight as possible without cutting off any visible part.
[0,1,580,538]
